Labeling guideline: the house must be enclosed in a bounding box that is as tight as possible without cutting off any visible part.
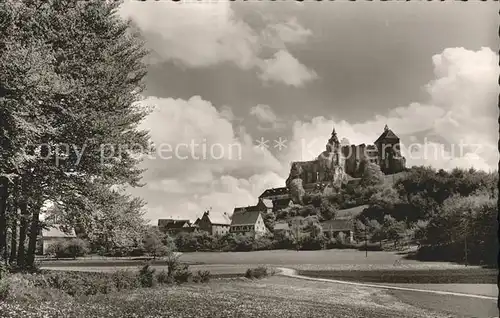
[256,198,273,213]
[272,197,293,212]
[334,205,369,220]
[230,209,268,238]
[259,187,289,201]
[158,219,194,235]
[273,222,291,236]
[40,226,76,255]
[198,211,231,236]
[321,219,354,243]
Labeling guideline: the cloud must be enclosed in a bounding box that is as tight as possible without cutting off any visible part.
[261,17,312,49]
[119,1,317,86]
[258,50,318,87]
[250,104,277,124]
[131,46,497,223]
[130,95,286,223]
[283,47,498,171]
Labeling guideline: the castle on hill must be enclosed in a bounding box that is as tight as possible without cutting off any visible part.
[231,125,407,230]
[285,125,406,192]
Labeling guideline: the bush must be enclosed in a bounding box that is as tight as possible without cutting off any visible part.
[245,266,269,279]
[173,264,192,284]
[156,270,173,285]
[46,241,67,258]
[65,239,89,258]
[2,273,72,302]
[355,241,383,251]
[111,270,140,290]
[194,270,210,283]
[137,264,156,288]
[0,277,9,301]
[46,239,89,259]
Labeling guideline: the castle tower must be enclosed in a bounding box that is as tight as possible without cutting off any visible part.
[374,125,404,174]
[325,126,343,167]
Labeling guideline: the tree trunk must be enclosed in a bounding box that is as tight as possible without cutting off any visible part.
[0,176,8,263]
[9,217,17,265]
[17,201,28,268]
[26,208,40,268]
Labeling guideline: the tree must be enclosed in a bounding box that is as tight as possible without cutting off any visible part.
[262,212,276,232]
[360,160,385,187]
[143,227,167,259]
[319,198,336,221]
[0,0,151,269]
[382,215,406,248]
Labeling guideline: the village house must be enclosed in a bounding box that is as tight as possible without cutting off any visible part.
[258,188,293,212]
[273,222,291,236]
[230,207,268,238]
[39,225,77,255]
[321,219,354,243]
[259,187,289,201]
[197,210,231,236]
[157,219,194,235]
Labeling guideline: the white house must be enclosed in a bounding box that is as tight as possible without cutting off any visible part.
[40,226,76,255]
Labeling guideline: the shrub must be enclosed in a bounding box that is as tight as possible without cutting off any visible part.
[156,270,173,285]
[111,270,140,290]
[65,239,89,259]
[173,264,192,284]
[245,266,269,279]
[46,241,67,258]
[46,239,88,259]
[0,277,9,301]
[137,264,156,288]
[195,270,210,283]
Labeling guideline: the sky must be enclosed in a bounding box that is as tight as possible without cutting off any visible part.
[118,0,499,223]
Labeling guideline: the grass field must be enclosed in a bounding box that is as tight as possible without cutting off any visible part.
[0,276,453,318]
[298,268,498,284]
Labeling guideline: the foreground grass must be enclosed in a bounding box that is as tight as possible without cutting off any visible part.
[1,276,451,318]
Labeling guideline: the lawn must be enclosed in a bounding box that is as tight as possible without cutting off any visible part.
[0,276,452,318]
[298,268,498,284]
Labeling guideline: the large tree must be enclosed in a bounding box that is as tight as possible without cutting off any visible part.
[0,0,151,268]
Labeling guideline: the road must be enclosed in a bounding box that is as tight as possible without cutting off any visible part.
[278,267,498,318]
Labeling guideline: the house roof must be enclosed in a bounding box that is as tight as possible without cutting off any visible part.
[321,219,353,231]
[206,212,231,225]
[259,187,289,198]
[375,127,399,144]
[233,205,262,214]
[260,198,273,208]
[158,219,191,229]
[231,210,261,226]
[273,198,292,209]
[42,226,76,238]
[335,205,369,219]
[273,222,290,231]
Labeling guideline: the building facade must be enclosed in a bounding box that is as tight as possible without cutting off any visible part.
[40,226,77,255]
[158,219,194,235]
[230,209,268,238]
[198,211,231,236]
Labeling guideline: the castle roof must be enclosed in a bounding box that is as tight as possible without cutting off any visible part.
[375,127,399,144]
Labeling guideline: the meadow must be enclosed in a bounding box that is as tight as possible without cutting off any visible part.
[0,275,454,318]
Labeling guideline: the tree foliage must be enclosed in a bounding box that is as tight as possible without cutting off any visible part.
[0,0,151,268]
